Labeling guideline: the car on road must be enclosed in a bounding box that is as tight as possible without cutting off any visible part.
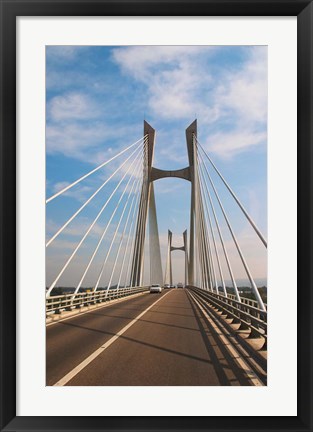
[150,284,162,294]
[163,284,170,289]
[177,283,184,288]
[170,284,175,289]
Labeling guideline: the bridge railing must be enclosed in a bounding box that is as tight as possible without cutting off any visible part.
[46,286,149,316]
[226,292,267,309]
[188,286,267,340]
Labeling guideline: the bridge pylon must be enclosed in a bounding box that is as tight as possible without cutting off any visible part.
[164,230,188,287]
[130,121,163,287]
[130,119,211,288]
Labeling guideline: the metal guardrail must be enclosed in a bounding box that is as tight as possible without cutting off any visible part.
[188,286,267,339]
[46,286,149,316]
[227,292,267,309]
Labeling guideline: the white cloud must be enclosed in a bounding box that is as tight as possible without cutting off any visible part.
[47,238,86,251]
[48,92,97,121]
[46,121,111,159]
[202,47,267,158]
[147,64,203,120]
[50,181,96,203]
[112,46,215,120]
[112,45,267,159]
[154,181,185,195]
[112,46,213,80]
[215,47,267,126]
[205,129,267,158]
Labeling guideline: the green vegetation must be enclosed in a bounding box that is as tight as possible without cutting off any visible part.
[224,286,267,303]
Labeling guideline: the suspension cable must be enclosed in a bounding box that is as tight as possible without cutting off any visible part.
[116,177,143,291]
[199,185,215,292]
[195,173,209,290]
[193,136,202,289]
[197,160,235,298]
[46,145,144,297]
[106,135,147,291]
[73,151,144,295]
[200,186,214,291]
[198,170,218,293]
[198,151,266,311]
[196,138,267,248]
[198,158,225,294]
[124,206,140,289]
[46,136,146,203]
[124,180,146,289]
[124,152,149,289]
[93,164,143,293]
[127,156,146,287]
[196,228,203,290]
[139,141,150,286]
[105,172,143,294]
[130,141,149,287]
[124,193,142,289]
[46,143,144,247]
[197,141,213,291]
[131,197,146,287]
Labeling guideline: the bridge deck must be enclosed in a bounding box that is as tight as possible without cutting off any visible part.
[47,289,261,386]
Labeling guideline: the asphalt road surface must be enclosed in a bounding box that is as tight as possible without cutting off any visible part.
[46,289,257,386]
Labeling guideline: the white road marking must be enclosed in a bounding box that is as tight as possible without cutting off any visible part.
[187,290,264,386]
[53,290,173,386]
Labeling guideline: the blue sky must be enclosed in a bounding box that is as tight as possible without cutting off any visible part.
[46,45,267,288]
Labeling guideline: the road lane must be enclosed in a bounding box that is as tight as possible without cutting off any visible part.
[46,291,167,385]
[63,289,252,386]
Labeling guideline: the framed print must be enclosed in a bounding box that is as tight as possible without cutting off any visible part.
[1,1,312,431]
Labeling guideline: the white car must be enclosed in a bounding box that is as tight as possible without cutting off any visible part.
[150,284,162,294]
[163,284,170,289]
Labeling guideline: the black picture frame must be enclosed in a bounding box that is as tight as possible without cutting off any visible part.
[1,1,312,431]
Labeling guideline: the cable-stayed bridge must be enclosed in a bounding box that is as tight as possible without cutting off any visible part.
[46,120,267,386]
